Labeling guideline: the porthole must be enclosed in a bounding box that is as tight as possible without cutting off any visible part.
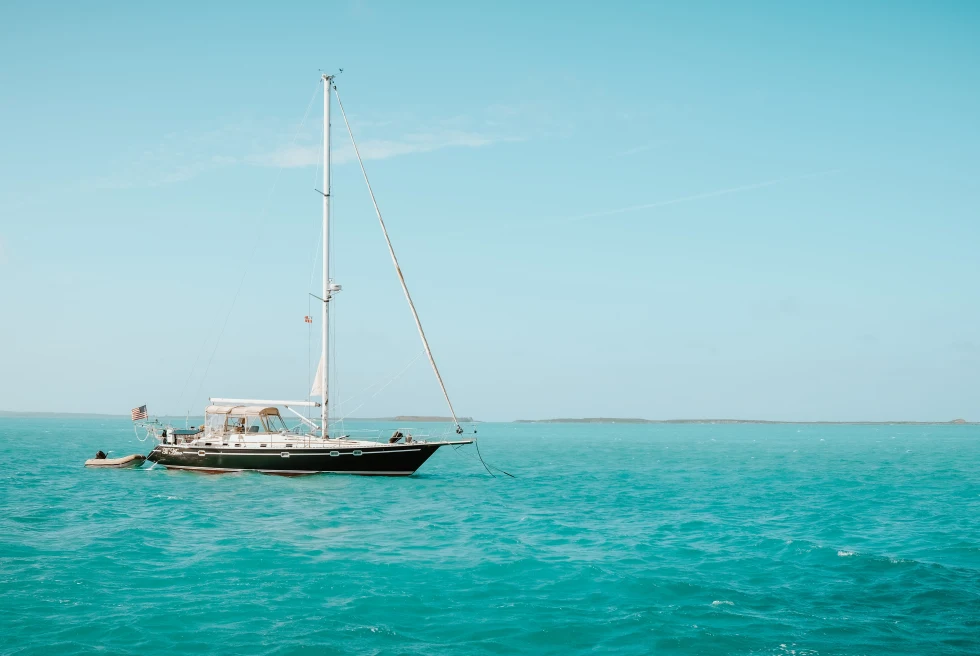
[198,450,206,457]
[352,450,363,456]
[281,452,290,458]
[329,451,340,457]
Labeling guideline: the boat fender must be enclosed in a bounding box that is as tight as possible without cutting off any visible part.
[95,450,107,460]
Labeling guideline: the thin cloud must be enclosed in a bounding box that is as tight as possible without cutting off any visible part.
[246,130,499,168]
[84,155,238,190]
[82,103,524,189]
[616,142,664,157]
[245,145,317,168]
[564,169,842,223]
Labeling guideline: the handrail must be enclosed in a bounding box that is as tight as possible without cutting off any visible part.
[209,398,321,407]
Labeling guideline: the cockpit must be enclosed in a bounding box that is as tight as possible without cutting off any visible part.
[204,405,289,437]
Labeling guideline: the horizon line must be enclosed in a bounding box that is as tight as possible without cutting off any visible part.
[0,410,973,425]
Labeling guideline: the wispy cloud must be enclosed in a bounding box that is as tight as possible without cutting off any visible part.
[83,110,516,190]
[79,119,257,191]
[246,130,500,168]
[615,142,664,157]
[84,155,239,190]
[244,145,317,169]
[562,169,842,223]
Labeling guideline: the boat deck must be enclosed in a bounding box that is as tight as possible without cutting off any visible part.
[173,434,473,450]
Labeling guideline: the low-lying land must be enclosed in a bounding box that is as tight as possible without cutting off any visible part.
[515,418,974,425]
[1,411,972,425]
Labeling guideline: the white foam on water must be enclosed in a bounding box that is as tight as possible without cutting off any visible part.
[711,600,734,606]
[837,550,855,557]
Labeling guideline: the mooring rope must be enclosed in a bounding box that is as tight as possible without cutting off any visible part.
[450,437,516,478]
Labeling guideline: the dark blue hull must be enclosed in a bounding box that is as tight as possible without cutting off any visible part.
[146,442,443,475]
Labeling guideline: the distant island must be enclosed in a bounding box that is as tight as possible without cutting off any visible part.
[0,410,474,423]
[0,410,122,419]
[1,410,972,425]
[352,416,475,423]
[515,418,975,425]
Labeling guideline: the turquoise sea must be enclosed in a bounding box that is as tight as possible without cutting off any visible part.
[1,418,978,655]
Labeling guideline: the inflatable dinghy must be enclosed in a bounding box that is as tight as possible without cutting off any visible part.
[85,451,146,468]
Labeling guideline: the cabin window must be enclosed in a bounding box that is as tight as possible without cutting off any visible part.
[243,413,287,433]
[206,414,226,435]
[265,415,287,432]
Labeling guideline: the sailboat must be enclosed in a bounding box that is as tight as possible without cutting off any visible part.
[143,74,474,475]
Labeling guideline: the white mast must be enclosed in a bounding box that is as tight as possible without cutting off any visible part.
[321,74,332,435]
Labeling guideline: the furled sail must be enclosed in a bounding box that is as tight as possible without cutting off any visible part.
[310,355,324,397]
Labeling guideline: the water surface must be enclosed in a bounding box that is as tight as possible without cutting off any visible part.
[2,419,978,654]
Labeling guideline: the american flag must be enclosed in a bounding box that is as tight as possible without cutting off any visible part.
[131,405,148,421]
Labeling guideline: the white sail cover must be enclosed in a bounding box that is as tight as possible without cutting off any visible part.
[310,355,324,397]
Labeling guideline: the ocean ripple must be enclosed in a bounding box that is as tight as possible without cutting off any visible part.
[1,419,979,654]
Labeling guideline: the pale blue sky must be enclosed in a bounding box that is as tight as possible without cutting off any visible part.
[1,1,978,421]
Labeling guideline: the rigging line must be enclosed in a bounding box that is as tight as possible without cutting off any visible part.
[330,278,338,428]
[193,79,322,403]
[332,82,464,435]
[170,330,215,418]
[308,118,323,414]
[312,118,323,191]
[307,293,312,420]
[305,222,322,414]
[332,350,425,424]
[307,119,323,419]
[330,349,421,412]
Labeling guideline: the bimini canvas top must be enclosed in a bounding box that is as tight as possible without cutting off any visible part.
[204,405,282,417]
